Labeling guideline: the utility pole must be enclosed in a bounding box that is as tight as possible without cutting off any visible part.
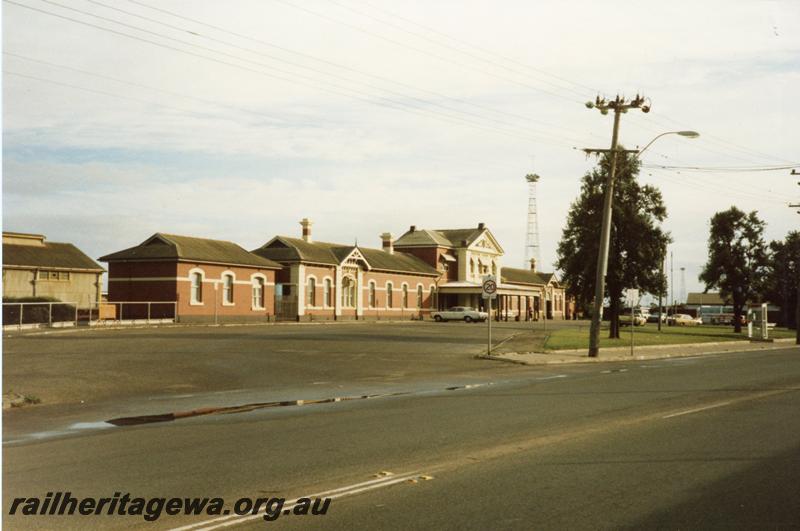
[791,169,799,344]
[585,94,651,357]
[670,251,674,322]
[658,251,665,332]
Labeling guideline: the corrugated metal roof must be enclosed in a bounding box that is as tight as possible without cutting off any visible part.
[4,241,104,271]
[99,233,281,269]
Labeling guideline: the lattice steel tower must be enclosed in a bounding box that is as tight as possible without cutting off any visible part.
[524,173,541,268]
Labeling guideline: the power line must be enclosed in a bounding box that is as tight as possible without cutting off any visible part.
[642,163,800,172]
[353,0,600,95]
[4,0,586,149]
[325,0,591,99]
[270,0,585,105]
[123,0,597,142]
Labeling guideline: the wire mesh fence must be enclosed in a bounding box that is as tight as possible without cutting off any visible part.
[2,301,178,331]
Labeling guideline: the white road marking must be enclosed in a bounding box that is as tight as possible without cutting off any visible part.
[662,401,732,419]
[169,472,422,531]
[536,374,568,380]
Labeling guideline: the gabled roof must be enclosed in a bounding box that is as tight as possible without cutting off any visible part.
[500,267,558,286]
[99,233,281,269]
[253,237,440,276]
[394,227,485,248]
[501,267,556,286]
[3,240,104,272]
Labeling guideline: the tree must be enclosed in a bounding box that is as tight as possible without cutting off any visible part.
[763,231,800,332]
[699,207,768,333]
[556,150,670,339]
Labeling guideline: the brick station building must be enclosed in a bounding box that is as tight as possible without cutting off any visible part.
[99,220,570,323]
[393,224,568,320]
[100,233,281,322]
[252,219,440,321]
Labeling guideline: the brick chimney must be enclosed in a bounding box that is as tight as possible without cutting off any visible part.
[300,218,313,243]
[380,233,394,254]
[409,225,416,232]
[529,258,536,272]
[478,222,485,230]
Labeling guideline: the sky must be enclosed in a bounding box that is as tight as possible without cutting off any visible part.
[3,0,799,300]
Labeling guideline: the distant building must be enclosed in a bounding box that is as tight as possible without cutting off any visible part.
[100,233,282,323]
[686,292,779,323]
[252,219,440,321]
[2,232,104,307]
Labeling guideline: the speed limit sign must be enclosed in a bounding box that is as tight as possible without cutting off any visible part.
[482,275,497,299]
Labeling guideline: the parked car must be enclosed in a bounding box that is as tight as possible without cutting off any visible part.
[646,312,667,324]
[620,312,647,326]
[431,306,488,323]
[668,314,702,326]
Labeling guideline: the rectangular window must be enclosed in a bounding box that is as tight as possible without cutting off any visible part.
[191,272,203,304]
[324,279,332,307]
[252,278,264,309]
[307,278,316,307]
[223,275,234,304]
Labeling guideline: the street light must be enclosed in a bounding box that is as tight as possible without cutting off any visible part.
[584,95,699,358]
[637,131,700,157]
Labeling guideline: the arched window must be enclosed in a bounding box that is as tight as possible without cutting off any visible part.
[492,261,497,275]
[368,281,376,308]
[324,278,332,307]
[402,284,409,309]
[252,277,264,308]
[416,285,423,308]
[386,282,393,308]
[470,259,475,275]
[342,277,355,308]
[191,271,203,304]
[307,277,316,306]
[223,274,234,304]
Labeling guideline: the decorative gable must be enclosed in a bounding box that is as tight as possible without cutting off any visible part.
[340,247,371,271]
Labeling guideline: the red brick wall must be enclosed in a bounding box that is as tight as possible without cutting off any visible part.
[303,265,336,318]
[106,261,276,320]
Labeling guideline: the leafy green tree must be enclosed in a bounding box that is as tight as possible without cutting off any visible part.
[556,150,670,338]
[699,207,768,333]
[763,231,800,331]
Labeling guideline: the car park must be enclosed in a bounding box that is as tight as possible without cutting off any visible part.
[431,306,488,323]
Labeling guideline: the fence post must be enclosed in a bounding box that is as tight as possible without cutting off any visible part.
[19,303,23,329]
[147,302,151,325]
[49,303,53,328]
[74,304,78,327]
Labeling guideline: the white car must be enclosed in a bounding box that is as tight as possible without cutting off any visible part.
[431,306,488,323]
[668,314,703,326]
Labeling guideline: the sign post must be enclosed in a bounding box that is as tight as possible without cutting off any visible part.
[482,275,498,355]
[625,288,640,356]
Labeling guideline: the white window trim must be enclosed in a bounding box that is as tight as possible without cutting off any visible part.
[322,276,334,308]
[401,282,409,309]
[416,283,424,309]
[251,273,267,310]
[306,274,319,308]
[189,268,205,306]
[368,280,377,309]
[221,270,236,306]
[386,282,394,309]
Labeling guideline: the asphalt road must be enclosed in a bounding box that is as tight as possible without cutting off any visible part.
[4,344,799,530]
